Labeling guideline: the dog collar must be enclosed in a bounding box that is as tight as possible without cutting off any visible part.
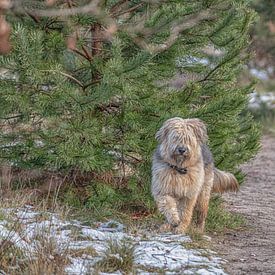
[167,163,187,174]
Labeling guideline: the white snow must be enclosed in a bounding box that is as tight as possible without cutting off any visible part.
[177,56,212,68]
[0,206,227,274]
[249,68,269,81]
[249,91,275,109]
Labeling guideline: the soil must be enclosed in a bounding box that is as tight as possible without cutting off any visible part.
[212,135,275,275]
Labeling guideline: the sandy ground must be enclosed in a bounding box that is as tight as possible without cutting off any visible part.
[213,135,275,275]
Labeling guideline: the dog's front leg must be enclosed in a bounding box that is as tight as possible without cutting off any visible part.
[156,195,180,227]
[175,196,197,234]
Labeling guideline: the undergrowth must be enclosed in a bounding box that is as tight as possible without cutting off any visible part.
[58,183,246,234]
[60,180,158,227]
[0,169,246,235]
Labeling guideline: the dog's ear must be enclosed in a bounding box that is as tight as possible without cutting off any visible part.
[189,118,208,143]
[155,124,169,142]
[155,126,166,142]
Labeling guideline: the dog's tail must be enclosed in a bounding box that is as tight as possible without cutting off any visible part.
[212,168,239,193]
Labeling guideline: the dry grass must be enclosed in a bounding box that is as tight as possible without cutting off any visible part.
[0,186,74,274]
[93,239,135,273]
[0,235,70,274]
[26,233,71,275]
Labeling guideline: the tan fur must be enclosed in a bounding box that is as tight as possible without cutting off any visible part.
[152,117,238,233]
[212,168,239,193]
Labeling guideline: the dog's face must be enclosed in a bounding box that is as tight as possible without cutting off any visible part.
[155,117,208,165]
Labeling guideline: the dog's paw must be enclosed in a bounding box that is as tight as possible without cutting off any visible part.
[173,225,187,235]
[168,215,180,228]
[171,221,180,228]
[159,223,172,232]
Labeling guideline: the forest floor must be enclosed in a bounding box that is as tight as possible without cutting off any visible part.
[212,134,275,275]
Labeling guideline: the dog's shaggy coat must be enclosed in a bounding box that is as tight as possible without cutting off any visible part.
[151,117,238,233]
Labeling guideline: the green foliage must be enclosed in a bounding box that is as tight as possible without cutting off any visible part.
[62,178,154,219]
[62,190,82,209]
[85,183,123,209]
[0,1,260,207]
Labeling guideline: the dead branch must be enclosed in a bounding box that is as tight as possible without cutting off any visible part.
[130,10,214,54]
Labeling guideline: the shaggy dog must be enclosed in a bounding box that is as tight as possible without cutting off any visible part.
[151,117,239,233]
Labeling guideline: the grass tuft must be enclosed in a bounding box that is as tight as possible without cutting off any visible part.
[93,239,135,273]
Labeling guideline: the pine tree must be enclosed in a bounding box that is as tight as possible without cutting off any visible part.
[0,1,260,206]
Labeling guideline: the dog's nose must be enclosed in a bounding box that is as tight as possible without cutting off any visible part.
[178,147,187,154]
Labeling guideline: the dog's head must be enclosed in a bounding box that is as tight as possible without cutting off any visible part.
[155,117,208,165]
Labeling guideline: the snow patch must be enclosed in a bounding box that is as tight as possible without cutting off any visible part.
[250,68,269,81]
[0,206,227,274]
[249,92,275,109]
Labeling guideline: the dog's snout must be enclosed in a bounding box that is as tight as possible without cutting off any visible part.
[178,146,187,154]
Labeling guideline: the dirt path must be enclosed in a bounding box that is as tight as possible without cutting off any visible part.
[213,135,275,275]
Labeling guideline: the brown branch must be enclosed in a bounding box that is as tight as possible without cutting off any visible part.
[110,0,128,14]
[12,0,117,35]
[0,114,23,120]
[66,0,74,8]
[16,0,118,41]
[26,11,40,23]
[82,79,101,90]
[0,14,11,54]
[130,10,214,53]
[112,2,144,17]
[58,71,84,87]
[41,70,84,88]
[81,45,92,60]
[7,0,216,56]
[23,1,102,17]
[72,48,91,61]
[91,23,102,56]
[91,23,103,82]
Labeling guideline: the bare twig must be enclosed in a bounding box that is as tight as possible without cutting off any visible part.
[111,2,144,17]
[3,0,216,56]
[0,13,11,54]
[22,0,101,17]
[110,0,128,14]
[130,10,214,53]
[41,70,84,88]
